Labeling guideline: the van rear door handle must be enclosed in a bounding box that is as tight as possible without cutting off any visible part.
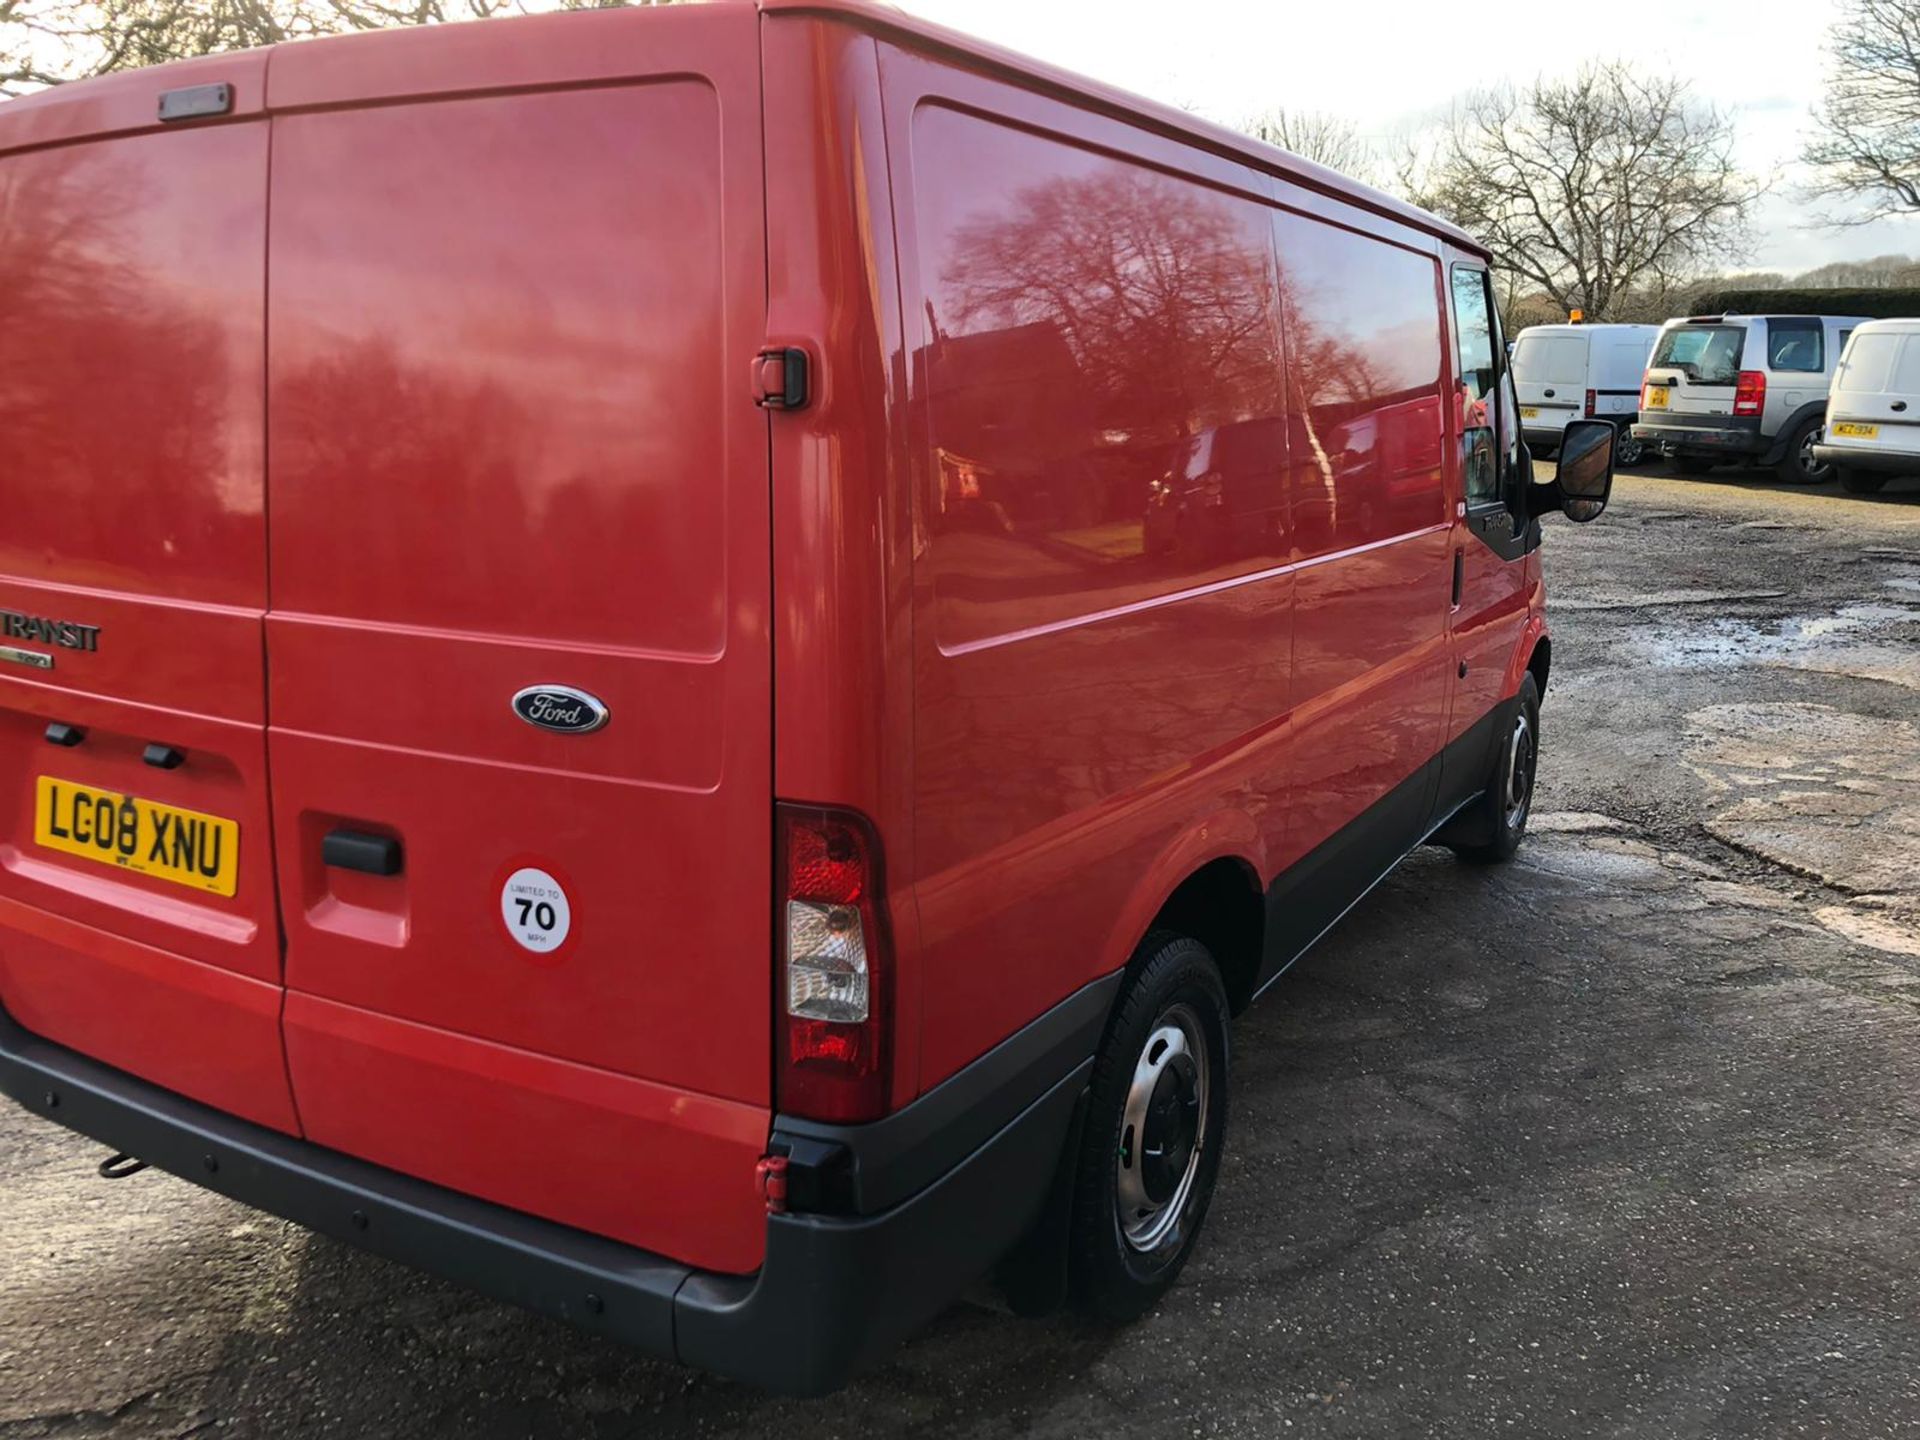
[322,829,403,876]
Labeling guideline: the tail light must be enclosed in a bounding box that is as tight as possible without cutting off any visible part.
[1734,370,1766,416]
[777,805,889,1123]
[1584,388,1597,417]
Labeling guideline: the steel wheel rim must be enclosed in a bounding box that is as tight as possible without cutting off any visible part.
[1503,711,1535,830]
[1116,1002,1210,1254]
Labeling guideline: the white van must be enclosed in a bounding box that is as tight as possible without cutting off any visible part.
[1811,317,1920,494]
[1634,313,1871,483]
[1511,324,1661,465]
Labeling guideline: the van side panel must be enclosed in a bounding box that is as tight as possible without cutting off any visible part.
[882,52,1295,1088]
[1270,210,1450,876]
[264,6,774,1273]
[0,111,296,1132]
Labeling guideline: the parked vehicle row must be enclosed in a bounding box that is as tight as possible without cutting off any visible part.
[1514,310,1920,492]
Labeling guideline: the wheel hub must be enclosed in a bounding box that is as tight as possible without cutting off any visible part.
[1116,1004,1211,1253]
[1503,711,1535,830]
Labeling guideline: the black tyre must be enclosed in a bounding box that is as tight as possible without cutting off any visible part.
[1776,416,1833,485]
[1068,931,1229,1323]
[1613,426,1647,467]
[1838,466,1889,494]
[1676,454,1717,476]
[1449,673,1540,865]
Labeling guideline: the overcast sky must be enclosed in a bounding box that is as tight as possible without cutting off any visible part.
[901,0,1920,275]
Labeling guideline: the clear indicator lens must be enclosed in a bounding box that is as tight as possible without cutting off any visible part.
[785,899,869,1023]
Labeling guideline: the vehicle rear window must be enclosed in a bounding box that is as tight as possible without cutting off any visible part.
[1892,337,1920,396]
[1650,324,1745,386]
[1766,317,1823,373]
[1511,334,1586,387]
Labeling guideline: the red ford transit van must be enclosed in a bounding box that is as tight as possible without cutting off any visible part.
[0,0,1612,1394]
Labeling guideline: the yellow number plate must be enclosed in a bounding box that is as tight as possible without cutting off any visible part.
[1831,421,1879,439]
[1520,406,1540,419]
[1645,386,1670,409]
[34,777,238,897]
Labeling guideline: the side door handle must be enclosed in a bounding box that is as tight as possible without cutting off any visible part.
[1451,547,1464,608]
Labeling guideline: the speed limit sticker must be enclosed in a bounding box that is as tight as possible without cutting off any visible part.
[499,865,572,957]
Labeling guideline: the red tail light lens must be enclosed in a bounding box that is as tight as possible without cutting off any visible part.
[1734,370,1766,416]
[777,805,889,1123]
[1585,388,1597,417]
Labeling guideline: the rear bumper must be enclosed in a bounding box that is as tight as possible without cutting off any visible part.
[1810,443,1920,474]
[1632,414,1767,456]
[0,975,1115,1395]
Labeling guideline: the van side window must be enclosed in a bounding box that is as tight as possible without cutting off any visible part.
[1275,213,1448,557]
[1449,266,1506,506]
[1767,317,1823,373]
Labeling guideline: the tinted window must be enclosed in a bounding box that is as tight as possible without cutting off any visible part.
[1275,217,1444,550]
[1651,324,1745,386]
[913,108,1286,650]
[1766,317,1823,373]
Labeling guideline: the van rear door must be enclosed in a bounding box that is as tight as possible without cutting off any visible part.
[263,7,775,1275]
[0,59,297,1132]
[1512,330,1587,435]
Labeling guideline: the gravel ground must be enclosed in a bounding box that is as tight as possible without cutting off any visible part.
[4,463,1920,1439]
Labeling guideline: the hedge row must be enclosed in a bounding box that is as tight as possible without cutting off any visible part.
[1687,288,1920,319]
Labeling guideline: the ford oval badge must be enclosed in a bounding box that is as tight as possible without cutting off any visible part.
[511,684,609,735]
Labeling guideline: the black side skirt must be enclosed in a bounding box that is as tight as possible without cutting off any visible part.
[1252,697,1514,998]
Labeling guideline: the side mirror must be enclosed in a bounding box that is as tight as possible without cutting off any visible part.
[1528,418,1614,522]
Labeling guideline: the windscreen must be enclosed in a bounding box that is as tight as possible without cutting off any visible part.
[1650,324,1745,386]
[1511,334,1586,387]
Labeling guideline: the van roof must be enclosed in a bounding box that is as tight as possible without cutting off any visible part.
[0,0,1485,260]
[1672,313,1876,326]
[1515,324,1660,337]
[1844,316,1920,334]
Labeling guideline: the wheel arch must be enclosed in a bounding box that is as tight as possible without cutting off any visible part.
[1098,818,1267,1018]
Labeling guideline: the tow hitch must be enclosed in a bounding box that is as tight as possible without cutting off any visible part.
[96,1152,147,1180]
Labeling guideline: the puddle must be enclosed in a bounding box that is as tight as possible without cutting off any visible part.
[1558,588,1789,612]
[1639,602,1920,689]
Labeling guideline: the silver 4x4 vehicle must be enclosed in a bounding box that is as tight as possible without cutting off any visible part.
[1633,314,1871,483]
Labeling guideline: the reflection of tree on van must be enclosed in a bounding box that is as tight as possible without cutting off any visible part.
[1144,418,1288,562]
[933,165,1283,570]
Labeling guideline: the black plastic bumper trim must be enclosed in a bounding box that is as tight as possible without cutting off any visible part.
[771,970,1120,1214]
[0,998,1092,1395]
[1810,444,1920,474]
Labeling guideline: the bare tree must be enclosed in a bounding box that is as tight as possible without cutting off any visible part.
[3,0,670,94]
[1401,63,1763,320]
[1804,0,1920,221]
[1241,108,1374,182]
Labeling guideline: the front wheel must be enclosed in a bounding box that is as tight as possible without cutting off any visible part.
[1069,932,1230,1323]
[1448,673,1540,865]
